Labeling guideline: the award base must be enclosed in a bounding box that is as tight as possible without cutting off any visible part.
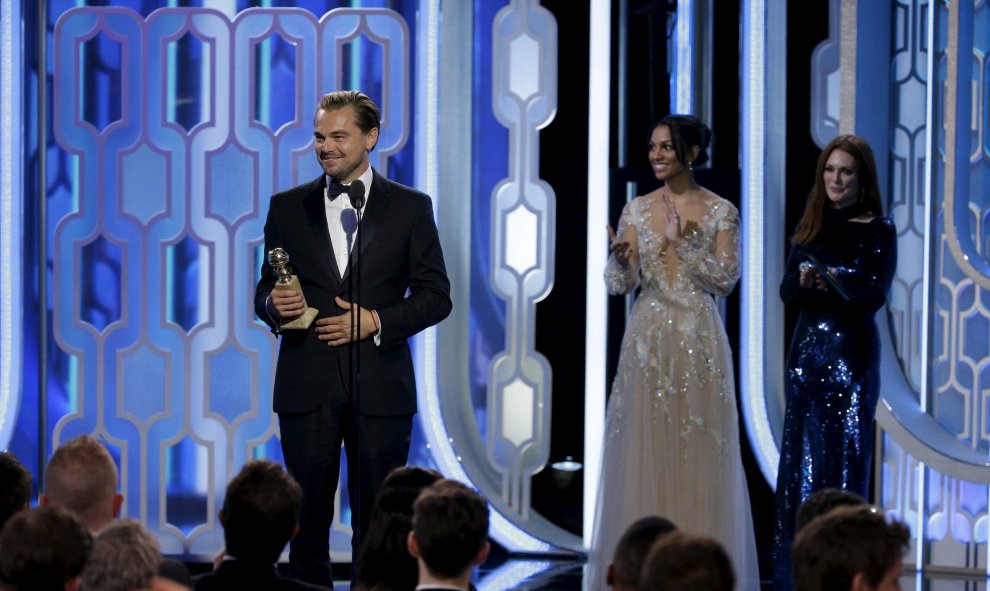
[275,275,319,330]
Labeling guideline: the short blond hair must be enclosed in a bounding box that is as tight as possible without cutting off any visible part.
[45,435,119,528]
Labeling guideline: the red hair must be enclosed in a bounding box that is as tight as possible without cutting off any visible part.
[793,134,884,245]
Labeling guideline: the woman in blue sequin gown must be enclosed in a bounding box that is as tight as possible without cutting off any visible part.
[585,115,759,591]
[773,135,897,591]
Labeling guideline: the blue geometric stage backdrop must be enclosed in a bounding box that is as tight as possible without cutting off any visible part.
[737,0,990,576]
[14,1,571,568]
[48,3,415,557]
[804,0,990,574]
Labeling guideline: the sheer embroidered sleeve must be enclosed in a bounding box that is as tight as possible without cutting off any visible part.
[675,200,741,298]
[604,199,641,295]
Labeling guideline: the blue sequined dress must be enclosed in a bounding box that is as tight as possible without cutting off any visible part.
[772,207,897,590]
[585,191,759,591]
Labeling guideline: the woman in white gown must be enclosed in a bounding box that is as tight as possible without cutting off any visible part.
[585,115,759,591]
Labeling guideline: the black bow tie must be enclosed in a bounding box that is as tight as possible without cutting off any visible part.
[327,181,348,201]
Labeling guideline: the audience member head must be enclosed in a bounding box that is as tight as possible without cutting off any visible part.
[408,480,490,586]
[793,505,909,591]
[0,451,32,531]
[41,435,123,532]
[639,531,735,591]
[355,465,442,590]
[0,505,92,591]
[795,488,867,533]
[81,519,162,591]
[220,459,303,564]
[606,516,677,591]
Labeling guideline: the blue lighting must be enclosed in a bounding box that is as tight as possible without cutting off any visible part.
[0,0,24,450]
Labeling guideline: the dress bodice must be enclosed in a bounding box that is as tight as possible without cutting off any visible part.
[605,192,740,302]
[780,215,897,317]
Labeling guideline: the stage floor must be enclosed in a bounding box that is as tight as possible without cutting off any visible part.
[187,558,988,590]
[331,559,985,591]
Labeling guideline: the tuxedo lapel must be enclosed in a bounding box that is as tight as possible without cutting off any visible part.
[301,176,342,285]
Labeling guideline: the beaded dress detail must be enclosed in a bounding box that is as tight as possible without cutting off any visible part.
[772,209,897,591]
[585,192,759,591]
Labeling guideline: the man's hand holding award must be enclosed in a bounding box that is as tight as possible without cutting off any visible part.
[268,247,319,330]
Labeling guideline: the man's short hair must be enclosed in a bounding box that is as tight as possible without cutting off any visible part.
[82,519,161,591]
[315,90,381,136]
[221,459,303,563]
[795,488,866,532]
[0,451,32,531]
[44,435,118,526]
[411,480,489,579]
[639,531,735,591]
[609,516,677,589]
[793,505,909,591]
[0,506,92,591]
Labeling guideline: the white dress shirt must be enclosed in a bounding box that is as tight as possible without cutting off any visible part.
[322,166,381,344]
[324,166,373,276]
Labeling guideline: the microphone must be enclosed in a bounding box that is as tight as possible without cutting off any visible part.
[348,179,366,210]
[340,209,358,248]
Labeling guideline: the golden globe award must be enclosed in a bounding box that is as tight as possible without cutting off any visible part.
[268,247,319,330]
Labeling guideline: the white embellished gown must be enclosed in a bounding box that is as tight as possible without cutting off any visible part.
[584,191,759,590]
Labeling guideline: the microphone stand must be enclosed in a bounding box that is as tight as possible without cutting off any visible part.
[346,180,366,561]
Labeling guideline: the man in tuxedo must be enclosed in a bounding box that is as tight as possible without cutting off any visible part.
[193,460,329,591]
[254,90,451,586]
[407,480,490,591]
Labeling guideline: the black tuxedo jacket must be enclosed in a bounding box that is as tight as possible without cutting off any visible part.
[193,559,332,591]
[254,169,451,416]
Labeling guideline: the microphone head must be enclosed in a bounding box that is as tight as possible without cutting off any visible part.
[348,180,366,210]
[340,209,359,235]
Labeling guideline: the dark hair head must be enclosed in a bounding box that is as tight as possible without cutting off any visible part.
[0,506,92,591]
[793,134,884,244]
[639,531,735,591]
[0,452,32,531]
[355,466,442,589]
[411,480,489,579]
[793,505,909,591]
[316,90,381,136]
[654,114,713,167]
[221,459,303,563]
[795,488,867,533]
[610,516,678,588]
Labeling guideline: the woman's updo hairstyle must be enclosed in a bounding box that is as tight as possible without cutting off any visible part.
[655,114,713,168]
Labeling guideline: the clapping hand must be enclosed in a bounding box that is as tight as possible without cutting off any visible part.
[799,262,830,291]
[660,192,683,245]
[607,225,633,266]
